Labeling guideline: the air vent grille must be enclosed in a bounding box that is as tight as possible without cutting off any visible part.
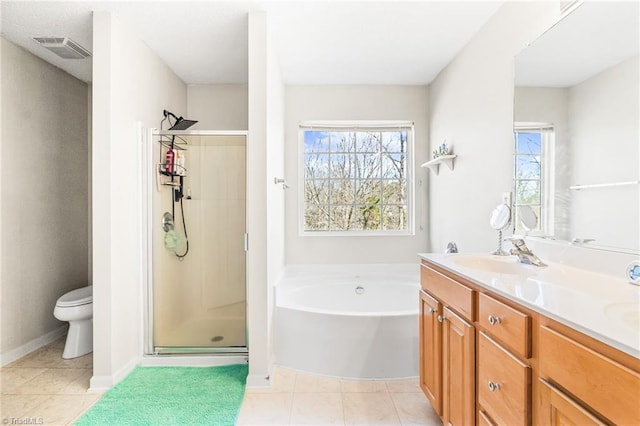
[33,37,91,59]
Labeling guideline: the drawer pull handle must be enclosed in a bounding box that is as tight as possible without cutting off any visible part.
[428,308,437,314]
[487,381,501,392]
[488,315,502,325]
[437,315,446,323]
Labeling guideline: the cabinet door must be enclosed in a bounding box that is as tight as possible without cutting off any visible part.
[420,290,442,415]
[538,379,606,426]
[442,306,475,426]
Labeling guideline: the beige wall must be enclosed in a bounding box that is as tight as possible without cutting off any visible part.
[187,84,248,130]
[1,37,89,362]
[91,11,187,389]
[428,2,560,253]
[284,85,429,263]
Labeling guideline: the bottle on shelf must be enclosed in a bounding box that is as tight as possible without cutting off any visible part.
[165,148,175,174]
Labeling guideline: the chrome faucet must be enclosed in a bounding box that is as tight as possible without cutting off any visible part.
[507,238,547,267]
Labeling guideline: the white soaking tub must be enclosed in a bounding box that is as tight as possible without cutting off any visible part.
[275,264,420,379]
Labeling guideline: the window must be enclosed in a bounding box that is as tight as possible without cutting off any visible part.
[513,124,554,234]
[300,122,413,235]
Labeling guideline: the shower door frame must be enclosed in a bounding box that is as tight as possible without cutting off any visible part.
[142,128,249,356]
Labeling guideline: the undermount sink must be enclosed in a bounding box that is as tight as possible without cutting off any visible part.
[452,255,534,275]
[604,302,640,330]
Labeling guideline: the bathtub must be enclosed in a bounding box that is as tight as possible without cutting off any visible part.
[275,264,420,379]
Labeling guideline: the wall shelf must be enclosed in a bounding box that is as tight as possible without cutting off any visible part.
[421,155,457,175]
[569,180,639,190]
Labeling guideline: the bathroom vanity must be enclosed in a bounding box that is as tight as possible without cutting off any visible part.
[418,253,640,426]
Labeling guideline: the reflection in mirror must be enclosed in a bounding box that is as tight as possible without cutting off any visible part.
[519,205,538,233]
[514,1,639,253]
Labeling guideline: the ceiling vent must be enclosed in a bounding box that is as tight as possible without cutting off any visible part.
[33,37,91,59]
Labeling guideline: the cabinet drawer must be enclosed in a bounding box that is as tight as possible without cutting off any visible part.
[478,332,530,426]
[478,292,530,358]
[421,264,474,321]
[539,326,640,425]
[478,410,496,426]
[538,378,605,426]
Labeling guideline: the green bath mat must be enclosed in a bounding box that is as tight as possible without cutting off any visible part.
[76,364,248,426]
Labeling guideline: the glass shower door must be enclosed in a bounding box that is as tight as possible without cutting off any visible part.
[151,134,246,352]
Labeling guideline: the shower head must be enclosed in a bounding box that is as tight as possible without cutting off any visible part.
[169,118,198,131]
[163,109,198,131]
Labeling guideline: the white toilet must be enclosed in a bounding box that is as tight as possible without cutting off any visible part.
[53,286,93,359]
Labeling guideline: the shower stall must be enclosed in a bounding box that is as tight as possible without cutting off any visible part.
[143,129,248,356]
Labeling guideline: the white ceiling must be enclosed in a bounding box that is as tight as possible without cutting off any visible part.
[515,1,639,88]
[1,1,504,85]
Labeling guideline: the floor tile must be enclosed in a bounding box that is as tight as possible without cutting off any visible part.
[237,392,293,425]
[343,392,401,426]
[13,368,88,395]
[1,368,47,394]
[340,379,388,393]
[57,353,93,370]
[391,393,442,426]
[294,373,342,392]
[291,392,344,425]
[0,394,50,419]
[385,378,421,393]
[6,346,66,369]
[21,394,99,426]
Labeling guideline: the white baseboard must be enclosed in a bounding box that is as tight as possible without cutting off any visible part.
[89,356,139,392]
[246,373,272,388]
[1,325,67,367]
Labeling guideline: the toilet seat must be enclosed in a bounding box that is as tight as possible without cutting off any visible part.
[56,286,92,307]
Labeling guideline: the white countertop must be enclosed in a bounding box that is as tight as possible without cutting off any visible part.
[418,253,640,359]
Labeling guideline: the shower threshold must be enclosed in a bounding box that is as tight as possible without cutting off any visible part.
[153,346,248,356]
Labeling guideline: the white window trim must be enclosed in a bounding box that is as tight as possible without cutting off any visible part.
[514,123,555,236]
[298,121,415,237]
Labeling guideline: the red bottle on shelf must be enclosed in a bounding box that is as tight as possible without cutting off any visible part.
[165,148,175,174]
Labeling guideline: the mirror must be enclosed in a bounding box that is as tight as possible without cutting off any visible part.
[490,204,511,231]
[489,203,511,255]
[514,1,639,253]
[518,205,538,232]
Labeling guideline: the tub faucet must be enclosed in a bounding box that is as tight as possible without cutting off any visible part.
[507,238,547,267]
[445,241,458,253]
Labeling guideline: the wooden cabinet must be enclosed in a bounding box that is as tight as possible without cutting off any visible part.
[420,264,475,426]
[442,306,475,426]
[419,290,441,415]
[477,332,530,426]
[419,258,640,426]
[539,325,640,425]
[538,379,606,426]
[478,292,530,358]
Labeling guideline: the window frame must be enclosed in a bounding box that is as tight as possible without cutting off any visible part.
[513,123,555,236]
[298,121,415,237]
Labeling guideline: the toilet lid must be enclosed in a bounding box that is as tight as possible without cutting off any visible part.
[56,286,93,307]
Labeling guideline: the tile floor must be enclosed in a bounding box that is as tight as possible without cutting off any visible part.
[1,339,441,426]
[0,338,102,425]
[237,367,442,426]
